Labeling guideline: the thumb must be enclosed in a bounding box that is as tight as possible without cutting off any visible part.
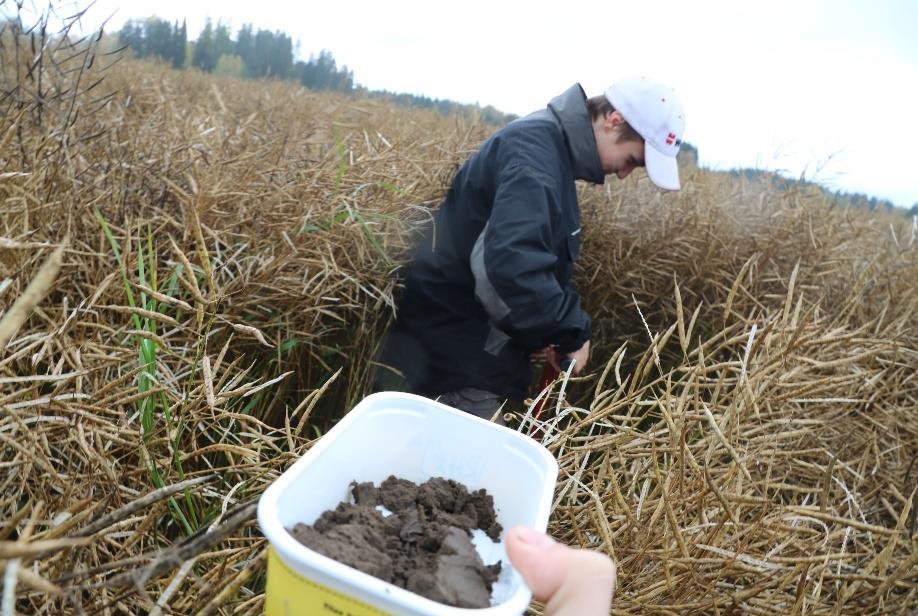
[505,526,616,616]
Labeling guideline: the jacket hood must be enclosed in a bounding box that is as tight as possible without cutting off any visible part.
[548,83,605,184]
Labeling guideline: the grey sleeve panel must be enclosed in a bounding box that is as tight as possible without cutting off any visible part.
[484,324,511,356]
[471,223,511,322]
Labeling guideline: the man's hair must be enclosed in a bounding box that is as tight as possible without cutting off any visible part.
[586,95,642,142]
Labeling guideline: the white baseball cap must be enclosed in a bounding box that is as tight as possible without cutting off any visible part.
[605,77,686,190]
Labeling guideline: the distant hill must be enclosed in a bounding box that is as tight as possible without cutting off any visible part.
[357,87,517,125]
[727,167,913,216]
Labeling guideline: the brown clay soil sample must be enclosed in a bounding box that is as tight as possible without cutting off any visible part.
[288,475,503,609]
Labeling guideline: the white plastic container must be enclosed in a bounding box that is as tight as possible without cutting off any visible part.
[258,391,558,615]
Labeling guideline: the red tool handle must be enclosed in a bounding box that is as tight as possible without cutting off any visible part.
[532,353,573,426]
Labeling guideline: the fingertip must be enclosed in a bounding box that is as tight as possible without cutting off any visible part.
[506,528,618,611]
[505,526,564,602]
[581,549,617,590]
[509,525,556,549]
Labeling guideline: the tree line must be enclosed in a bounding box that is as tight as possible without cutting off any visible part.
[116,17,517,124]
[118,17,354,92]
[729,168,915,216]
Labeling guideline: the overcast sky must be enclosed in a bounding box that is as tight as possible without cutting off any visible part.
[22,1,918,207]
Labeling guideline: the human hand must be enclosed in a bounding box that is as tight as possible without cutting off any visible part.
[563,339,590,375]
[505,526,615,616]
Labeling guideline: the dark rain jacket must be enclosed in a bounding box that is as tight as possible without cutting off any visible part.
[382,84,604,399]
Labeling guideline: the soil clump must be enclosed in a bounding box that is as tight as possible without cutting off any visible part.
[289,475,503,608]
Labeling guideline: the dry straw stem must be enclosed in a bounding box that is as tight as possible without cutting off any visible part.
[0,242,66,353]
[1,19,916,615]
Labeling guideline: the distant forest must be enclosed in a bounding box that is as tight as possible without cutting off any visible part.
[117,17,516,125]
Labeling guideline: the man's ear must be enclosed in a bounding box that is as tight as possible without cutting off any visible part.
[604,110,626,132]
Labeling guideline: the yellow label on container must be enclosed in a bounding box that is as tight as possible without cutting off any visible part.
[266,547,392,616]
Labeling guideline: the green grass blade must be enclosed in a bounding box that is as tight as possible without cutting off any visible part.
[93,208,142,330]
